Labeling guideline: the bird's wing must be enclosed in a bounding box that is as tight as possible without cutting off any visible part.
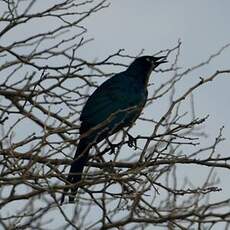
[80,73,144,128]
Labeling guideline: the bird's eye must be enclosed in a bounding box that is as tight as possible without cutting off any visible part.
[146,57,152,63]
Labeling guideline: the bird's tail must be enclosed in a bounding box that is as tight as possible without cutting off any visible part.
[61,138,90,204]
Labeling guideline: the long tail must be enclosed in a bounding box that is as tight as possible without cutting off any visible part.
[61,139,90,204]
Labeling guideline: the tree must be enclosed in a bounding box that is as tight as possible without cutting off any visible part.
[0,0,230,229]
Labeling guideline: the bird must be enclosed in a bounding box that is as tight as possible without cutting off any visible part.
[61,55,167,204]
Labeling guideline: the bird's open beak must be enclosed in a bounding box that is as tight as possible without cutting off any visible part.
[154,56,167,66]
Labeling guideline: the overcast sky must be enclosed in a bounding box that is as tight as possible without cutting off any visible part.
[2,1,230,229]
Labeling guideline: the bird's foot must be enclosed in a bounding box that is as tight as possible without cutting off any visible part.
[107,140,120,154]
[127,133,137,150]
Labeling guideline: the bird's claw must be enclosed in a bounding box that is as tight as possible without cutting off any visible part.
[107,141,120,154]
[127,133,137,150]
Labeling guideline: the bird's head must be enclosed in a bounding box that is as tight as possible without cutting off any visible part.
[131,55,167,70]
[127,55,167,77]
[126,55,167,85]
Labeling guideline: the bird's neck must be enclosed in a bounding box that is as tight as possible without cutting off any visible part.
[126,68,152,87]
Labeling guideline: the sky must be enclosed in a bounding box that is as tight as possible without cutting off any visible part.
[1,0,230,229]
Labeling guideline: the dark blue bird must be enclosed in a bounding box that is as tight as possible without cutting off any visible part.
[61,55,166,203]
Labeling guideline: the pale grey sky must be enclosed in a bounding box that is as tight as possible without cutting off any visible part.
[1,1,230,229]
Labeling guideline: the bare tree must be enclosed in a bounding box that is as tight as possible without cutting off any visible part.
[0,1,230,229]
